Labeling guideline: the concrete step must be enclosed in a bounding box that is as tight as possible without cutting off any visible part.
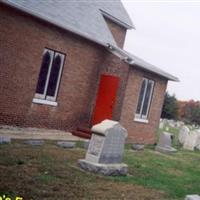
[77,126,92,134]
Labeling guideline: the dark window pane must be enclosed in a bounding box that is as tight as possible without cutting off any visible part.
[142,81,153,116]
[136,79,147,114]
[47,54,61,97]
[36,51,51,94]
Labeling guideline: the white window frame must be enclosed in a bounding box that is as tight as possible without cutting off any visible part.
[33,48,65,106]
[135,78,154,121]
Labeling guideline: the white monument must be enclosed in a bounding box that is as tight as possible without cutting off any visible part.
[183,131,200,151]
[178,126,190,145]
[78,120,128,176]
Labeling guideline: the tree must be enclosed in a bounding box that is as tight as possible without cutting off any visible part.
[183,100,200,125]
[161,92,178,120]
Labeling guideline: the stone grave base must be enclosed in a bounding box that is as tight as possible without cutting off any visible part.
[78,159,128,176]
[155,145,177,154]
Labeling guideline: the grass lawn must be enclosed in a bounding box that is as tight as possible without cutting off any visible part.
[0,140,199,200]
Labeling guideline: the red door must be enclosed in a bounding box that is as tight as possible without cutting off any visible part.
[92,74,120,125]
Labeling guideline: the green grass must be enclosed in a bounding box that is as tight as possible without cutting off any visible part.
[113,148,200,200]
[0,140,199,200]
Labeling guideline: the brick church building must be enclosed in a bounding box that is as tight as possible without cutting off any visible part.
[0,0,178,143]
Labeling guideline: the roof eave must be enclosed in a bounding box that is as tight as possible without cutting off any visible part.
[1,0,109,48]
[100,9,135,29]
[107,44,179,82]
[129,61,179,82]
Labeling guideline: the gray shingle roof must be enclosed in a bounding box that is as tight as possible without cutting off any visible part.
[2,0,178,81]
[1,0,134,46]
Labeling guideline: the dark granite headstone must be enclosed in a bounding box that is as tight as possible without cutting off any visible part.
[155,132,177,153]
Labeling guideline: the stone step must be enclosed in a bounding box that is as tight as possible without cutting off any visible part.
[77,126,92,134]
[72,130,91,139]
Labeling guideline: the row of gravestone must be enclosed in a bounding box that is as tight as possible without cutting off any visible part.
[159,119,185,129]
[159,119,199,130]
[156,126,200,153]
[0,136,90,149]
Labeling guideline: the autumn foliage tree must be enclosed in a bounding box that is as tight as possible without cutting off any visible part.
[178,100,200,125]
[161,92,200,125]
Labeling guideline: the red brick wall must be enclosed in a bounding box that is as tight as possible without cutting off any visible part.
[104,17,127,48]
[120,67,168,144]
[0,4,106,130]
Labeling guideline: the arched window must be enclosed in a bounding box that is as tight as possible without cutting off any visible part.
[34,48,65,104]
[135,78,154,120]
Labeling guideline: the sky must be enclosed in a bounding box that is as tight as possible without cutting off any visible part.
[122,0,200,101]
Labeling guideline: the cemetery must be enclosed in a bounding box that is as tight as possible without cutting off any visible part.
[0,1,199,199]
[0,121,199,200]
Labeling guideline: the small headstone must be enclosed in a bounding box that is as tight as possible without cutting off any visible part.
[83,140,90,150]
[24,139,44,146]
[175,121,183,128]
[185,194,200,200]
[183,131,198,151]
[78,120,128,176]
[57,141,75,148]
[132,144,144,151]
[178,126,190,145]
[195,133,200,150]
[159,121,164,129]
[0,136,11,144]
[168,120,175,128]
[155,132,177,153]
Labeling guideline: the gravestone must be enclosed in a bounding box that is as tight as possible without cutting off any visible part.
[83,140,90,150]
[78,120,128,176]
[168,120,175,128]
[178,126,190,145]
[132,143,144,151]
[176,121,184,128]
[159,121,164,129]
[57,141,75,148]
[155,132,177,153]
[183,131,200,151]
[185,195,200,200]
[0,136,11,144]
[195,132,200,150]
[24,139,44,146]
